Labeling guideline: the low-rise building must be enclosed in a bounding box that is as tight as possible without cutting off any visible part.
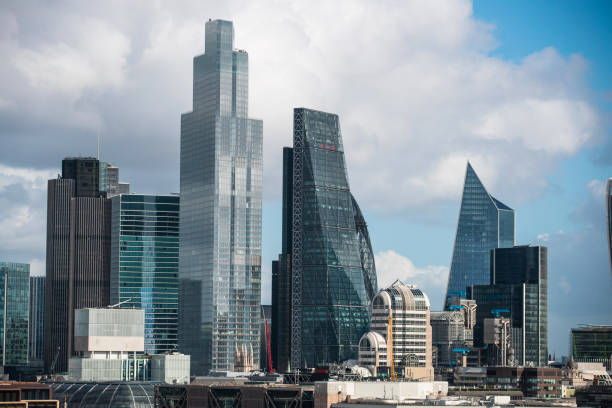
[485,366,562,398]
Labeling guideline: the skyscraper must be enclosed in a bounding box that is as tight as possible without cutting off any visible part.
[444,163,515,307]
[277,108,377,369]
[29,276,45,363]
[100,162,130,197]
[0,262,30,367]
[470,245,548,366]
[179,19,263,374]
[110,194,180,354]
[44,157,113,373]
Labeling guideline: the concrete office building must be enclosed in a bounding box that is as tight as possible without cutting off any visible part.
[44,157,124,373]
[69,308,189,383]
[179,19,263,374]
[0,262,30,367]
[110,194,180,354]
[359,281,433,380]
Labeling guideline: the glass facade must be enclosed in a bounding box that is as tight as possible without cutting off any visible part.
[0,262,30,366]
[571,326,612,362]
[179,19,263,374]
[290,108,377,368]
[445,163,515,308]
[29,276,45,362]
[50,382,155,407]
[111,194,179,354]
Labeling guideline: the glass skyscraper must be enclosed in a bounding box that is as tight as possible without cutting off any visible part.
[29,276,45,363]
[278,108,377,369]
[179,19,263,374]
[0,262,30,366]
[111,194,180,354]
[445,162,514,307]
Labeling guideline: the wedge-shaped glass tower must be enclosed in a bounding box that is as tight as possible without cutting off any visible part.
[444,163,514,308]
[288,108,377,369]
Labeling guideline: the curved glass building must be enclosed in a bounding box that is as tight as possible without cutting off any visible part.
[444,163,514,308]
[49,382,156,407]
[272,108,377,369]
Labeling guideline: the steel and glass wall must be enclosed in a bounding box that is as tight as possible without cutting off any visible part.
[290,108,377,368]
[445,163,515,308]
[571,326,612,363]
[0,262,30,366]
[179,19,263,374]
[29,276,45,362]
[111,194,179,354]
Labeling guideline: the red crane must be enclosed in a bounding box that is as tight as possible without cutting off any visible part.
[262,306,275,373]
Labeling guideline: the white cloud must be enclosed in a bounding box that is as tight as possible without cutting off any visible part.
[375,250,448,309]
[536,233,550,242]
[12,18,130,98]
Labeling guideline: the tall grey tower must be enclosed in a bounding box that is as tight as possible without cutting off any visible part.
[179,19,263,374]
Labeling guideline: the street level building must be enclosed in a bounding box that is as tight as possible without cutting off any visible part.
[444,163,515,308]
[0,261,30,367]
[275,108,377,370]
[44,157,122,373]
[571,326,612,370]
[179,19,263,374]
[359,281,433,380]
[110,194,180,354]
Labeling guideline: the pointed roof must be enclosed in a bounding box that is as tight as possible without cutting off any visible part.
[465,162,513,211]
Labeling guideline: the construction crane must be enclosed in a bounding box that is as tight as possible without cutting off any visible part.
[388,314,395,381]
[49,346,60,376]
[261,306,275,373]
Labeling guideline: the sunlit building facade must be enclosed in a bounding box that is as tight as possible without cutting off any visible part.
[179,19,263,374]
[285,108,377,369]
[444,163,515,308]
[111,194,180,354]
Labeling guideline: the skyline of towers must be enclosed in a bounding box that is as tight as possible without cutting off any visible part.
[444,162,515,308]
[110,194,180,354]
[179,19,263,374]
[272,108,377,370]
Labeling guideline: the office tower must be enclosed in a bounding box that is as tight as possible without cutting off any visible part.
[29,276,45,363]
[45,157,112,373]
[110,194,180,354]
[607,179,612,279]
[280,108,377,369]
[100,162,130,197]
[470,245,548,366]
[179,19,263,374]
[271,147,293,373]
[0,262,30,367]
[430,311,467,367]
[444,163,515,308]
[570,326,612,369]
[358,281,433,380]
[483,317,513,366]
[448,298,477,345]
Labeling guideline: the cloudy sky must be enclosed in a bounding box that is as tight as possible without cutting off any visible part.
[1,0,610,357]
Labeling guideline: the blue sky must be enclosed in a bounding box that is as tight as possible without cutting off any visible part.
[0,0,610,359]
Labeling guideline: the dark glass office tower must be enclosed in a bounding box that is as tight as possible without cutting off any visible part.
[470,245,547,366]
[0,262,30,366]
[285,107,377,369]
[570,326,612,368]
[110,194,180,354]
[179,20,263,374]
[445,163,515,308]
[45,158,112,373]
[29,276,45,363]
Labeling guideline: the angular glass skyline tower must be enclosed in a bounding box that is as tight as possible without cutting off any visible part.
[287,108,377,369]
[444,162,515,308]
[111,194,180,354]
[179,19,263,374]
